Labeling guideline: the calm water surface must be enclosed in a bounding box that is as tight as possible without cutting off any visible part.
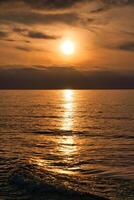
[0,90,134,200]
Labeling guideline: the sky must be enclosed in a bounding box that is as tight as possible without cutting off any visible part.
[0,0,134,88]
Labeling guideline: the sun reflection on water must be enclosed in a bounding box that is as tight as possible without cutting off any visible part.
[29,90,79,175]
[58,136,77,158]
[61,90,74,131]
[64,89,73,101]
[59,90,77,161]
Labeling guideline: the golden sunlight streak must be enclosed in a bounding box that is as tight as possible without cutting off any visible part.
[29,90,79,175]
[64,89,73,101]
[59,136,77,157]
[61,90,74,131]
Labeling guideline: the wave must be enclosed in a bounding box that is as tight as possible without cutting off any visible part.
[9,165,108,200]
[30,129,134,140]
[31,129,81,136]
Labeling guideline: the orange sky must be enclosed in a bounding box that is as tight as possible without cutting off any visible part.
[0,0,134,72]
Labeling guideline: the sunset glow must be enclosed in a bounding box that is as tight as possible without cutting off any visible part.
[0,0,133,199]
[60,40,75,55]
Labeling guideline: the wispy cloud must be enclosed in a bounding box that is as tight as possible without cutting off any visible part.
[0,11,80,26]
[13,27,60,40]
[91,0,134,13]
[0,0,88,9]
[0,31,8,39]
[27,31,60,40]
[117,41,134,52]
[15,46,32,52]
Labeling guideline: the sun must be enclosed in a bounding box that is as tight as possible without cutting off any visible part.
[60,40,75,55]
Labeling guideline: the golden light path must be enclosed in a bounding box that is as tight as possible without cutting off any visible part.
[30,90,78,175]
[61,89,74,131]
[59,90,77,162]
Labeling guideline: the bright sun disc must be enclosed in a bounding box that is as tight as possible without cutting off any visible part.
[61,40,75,55]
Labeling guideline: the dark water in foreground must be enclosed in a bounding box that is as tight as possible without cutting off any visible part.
[0,90,134,200]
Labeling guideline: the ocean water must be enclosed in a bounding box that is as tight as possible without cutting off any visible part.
[0,90,134,200]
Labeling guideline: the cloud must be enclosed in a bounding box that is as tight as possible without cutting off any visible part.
[0,0,88,9]
[118,41,134,51]
[0,0,133,29]
[13,27,28,33]
[27,31,60,39]
[23,0,87,9]
[15,46,42,52]
[1,0,133,10]
[15,46,32,52]
[91,0,134,13]
[13,27,60,40]
[5,39,16,42]
[0,11,80,26]
[0,65,134,89]
[0,31,8,39]
[106,41,134,52]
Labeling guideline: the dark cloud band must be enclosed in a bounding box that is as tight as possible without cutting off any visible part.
[0,66,134,89]
[0,0,88,9]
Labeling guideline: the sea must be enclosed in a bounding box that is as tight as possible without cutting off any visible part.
[0,90,134,200]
